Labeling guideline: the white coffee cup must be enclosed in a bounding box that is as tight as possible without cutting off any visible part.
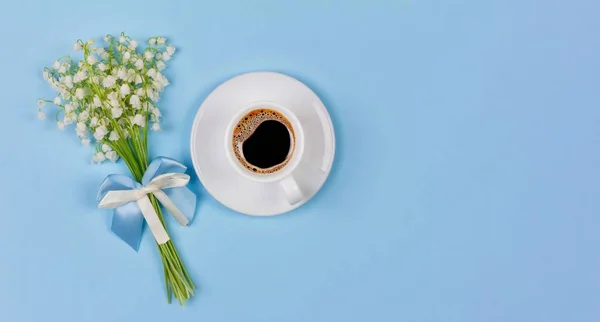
[225,101,305,205]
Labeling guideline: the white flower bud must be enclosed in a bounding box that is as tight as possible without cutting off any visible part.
[92,152,106,163]
[166,45,175,55]
[73,42,82,51]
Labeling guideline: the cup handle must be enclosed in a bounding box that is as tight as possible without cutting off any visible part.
[280,175,303,205]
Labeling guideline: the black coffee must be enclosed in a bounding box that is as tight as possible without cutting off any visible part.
[232,108,295,174]
[242,120,291,169]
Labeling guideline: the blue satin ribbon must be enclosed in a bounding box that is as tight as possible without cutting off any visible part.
[97,157,196,251]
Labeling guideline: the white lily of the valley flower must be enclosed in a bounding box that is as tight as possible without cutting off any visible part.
[87,39,95,45]
[157,36,166,44]
[89,116,99,127]
[37,99,45,108]
[81,138,90,146]
[129,40,138,50]
[102,144,112,153]
[111,107,123,118]
[38,111,46,120]
[75,88,85,100]
[135,59,144,70]
[43,70,49,80]
[98,63,107,71]
[92,152,106,163]
[78,109,89,121]
[130,114,145,126]
[148,37,156,45]
[162,52,171,61]
[135,74,143,85]
[126,69,136,82]
[64,112,77,125]
[52,61,60,69]
[105,150,118,162]
[65,103,74,113]
[155,53,162,60]
[156,61,166,70]
[147,68,157,78]
[129,94,141,108]
[123,51,131,61]
[63,75,74,89]
[58,64,67,73]
[117,68,127,80]
[103,75,117,88]
[151,123,161,131]
[57,121,65,130]
[76,122,88,137]
[94,125,108,140]
[152,106,162,118]
[148,89,159,102]
[87,55,97,64]
[120,83,130,96]
[119,36,126,43]
[109,131,120,141]
[73,70,86,83]
[104,35,111,42]
[144,51,153,60]
[166,45,175,55]
[93,95,102,108]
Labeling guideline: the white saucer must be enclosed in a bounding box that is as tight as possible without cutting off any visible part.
[190,72,335,216]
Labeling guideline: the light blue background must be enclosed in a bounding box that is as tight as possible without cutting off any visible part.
[0,1,598,321]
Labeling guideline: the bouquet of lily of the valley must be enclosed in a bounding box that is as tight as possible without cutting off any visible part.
[37,32,194,305]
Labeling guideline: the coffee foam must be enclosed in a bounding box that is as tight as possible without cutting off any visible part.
[232,108,295,174]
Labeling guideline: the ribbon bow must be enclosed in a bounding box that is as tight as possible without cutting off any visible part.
[97,157,196,251]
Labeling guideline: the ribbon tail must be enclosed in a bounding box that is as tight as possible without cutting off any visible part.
[111,202,144,251]
[153,190,190,226]
[162,186,196,225]
[136,195,170,245]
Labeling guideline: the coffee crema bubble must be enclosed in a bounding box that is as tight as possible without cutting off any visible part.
[232,108,295,174]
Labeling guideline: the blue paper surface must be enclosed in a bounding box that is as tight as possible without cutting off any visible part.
[0,1,599,321]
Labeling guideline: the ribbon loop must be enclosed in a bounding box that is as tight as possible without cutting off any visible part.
[97,157,196,251]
